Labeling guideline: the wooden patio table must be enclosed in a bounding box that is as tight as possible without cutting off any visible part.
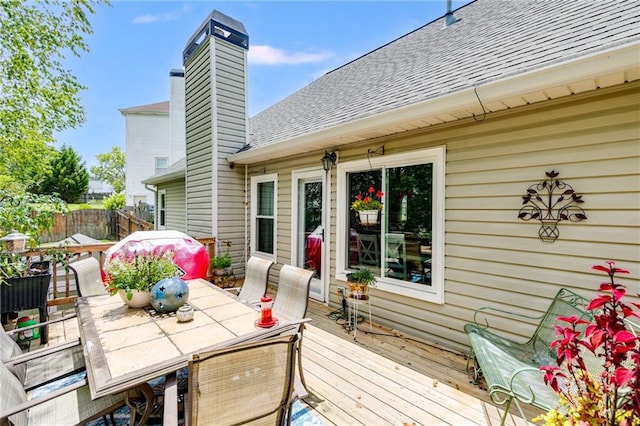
[77,278,306,399]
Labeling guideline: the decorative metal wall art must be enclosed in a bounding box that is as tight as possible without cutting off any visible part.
[518,170,587,242]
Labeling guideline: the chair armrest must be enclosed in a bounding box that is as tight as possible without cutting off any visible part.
[5,313,77,336]
[223,287,241,295]
[163,372,179,426]
[3,339,81,367]
[472,306,544,330]
[0,378,87,420]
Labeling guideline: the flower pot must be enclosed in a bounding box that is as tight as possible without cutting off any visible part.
[1,270,51,344]
[1,272,51,314]
[212,267,235,289]
[118,289,151,308]
[358,210,380,226]
[347,281,369,299]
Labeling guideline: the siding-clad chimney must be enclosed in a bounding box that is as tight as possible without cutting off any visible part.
[182,10,248,267]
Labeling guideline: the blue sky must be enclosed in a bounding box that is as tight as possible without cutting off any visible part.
[56,1,471,168]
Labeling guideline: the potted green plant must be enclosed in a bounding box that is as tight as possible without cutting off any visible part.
[211,241,235,288]
[0,191,67,338]
[351,186,384,226]
[104,251,179,308]
[346,267,377,299]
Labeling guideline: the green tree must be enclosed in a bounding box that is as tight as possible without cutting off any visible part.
[103,192,125,210]
[0,0,104,185]
[36,145,89,202]
[91,146,125,193]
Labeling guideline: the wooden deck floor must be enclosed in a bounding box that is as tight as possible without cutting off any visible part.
[41,299,542,426]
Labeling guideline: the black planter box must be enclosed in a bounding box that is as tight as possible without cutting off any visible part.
[1,262,51,344]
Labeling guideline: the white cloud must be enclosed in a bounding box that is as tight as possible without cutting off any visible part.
[132,11,181,24]
[249,45,333,65]
[132,14,159,24]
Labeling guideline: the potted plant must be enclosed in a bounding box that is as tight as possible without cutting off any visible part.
[104,251,179,308]
[0,191,67,336]
[346,267,377,299]
[211,241,235,288]
[351,186,384,226]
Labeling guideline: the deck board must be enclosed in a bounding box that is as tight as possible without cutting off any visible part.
[34,297,541,425]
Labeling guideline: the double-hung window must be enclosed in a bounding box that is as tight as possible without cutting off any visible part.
[158,190,166,229]
[336,146,445,303]
[251,174,277,259]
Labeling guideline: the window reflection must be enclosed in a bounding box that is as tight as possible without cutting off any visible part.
[347,164,433,286]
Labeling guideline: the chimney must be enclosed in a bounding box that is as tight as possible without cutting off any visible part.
[443,0,459,28]
[168,69,185,161]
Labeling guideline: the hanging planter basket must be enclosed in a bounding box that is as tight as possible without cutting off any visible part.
[358,210,380,226]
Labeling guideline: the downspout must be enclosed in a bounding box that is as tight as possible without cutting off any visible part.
[244,164,249,263]
[144,184,158,227]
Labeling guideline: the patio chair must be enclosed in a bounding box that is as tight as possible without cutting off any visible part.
[233,256,274,304]
[357,233,379,266]
[1,315,85,391]
[0,350,154,425]
[68,256,107,297]
[272,264,314,399]
[162,334,299,426]
[385,233,406,280]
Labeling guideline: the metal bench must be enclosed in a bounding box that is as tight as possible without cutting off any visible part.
[464,287,592,425]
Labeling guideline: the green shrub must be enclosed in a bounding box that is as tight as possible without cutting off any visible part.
[104,192,125,210]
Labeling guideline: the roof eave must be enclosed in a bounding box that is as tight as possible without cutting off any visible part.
[228,43,639,165]
[142,169,185,185]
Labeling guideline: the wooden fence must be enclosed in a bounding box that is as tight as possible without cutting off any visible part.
[41,209,154,243]
[43,210,117,242]
[115,210,154,240]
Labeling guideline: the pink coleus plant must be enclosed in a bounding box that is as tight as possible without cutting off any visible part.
[536,261,640,425]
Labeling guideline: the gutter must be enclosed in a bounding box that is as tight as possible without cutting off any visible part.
[141,169,185,185]
[227,43,639,165]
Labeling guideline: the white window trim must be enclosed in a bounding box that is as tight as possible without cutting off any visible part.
[250,173,278,261]
[335,146,445,304]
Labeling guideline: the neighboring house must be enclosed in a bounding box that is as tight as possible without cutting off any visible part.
[88,177,112,195]
[144,2,639,354]
[120,69,186,207]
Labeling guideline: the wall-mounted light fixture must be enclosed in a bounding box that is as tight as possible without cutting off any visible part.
[518,170,587,242]
[321,150,337,173]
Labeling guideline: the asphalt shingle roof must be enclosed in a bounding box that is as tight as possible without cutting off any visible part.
[247,0,640,151]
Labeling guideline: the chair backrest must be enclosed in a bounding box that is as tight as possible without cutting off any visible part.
[68,257,106,297]
[530,287,591,357]
[188,334,298,426]
[357,233,379,266]
[0,328,26,384]
[272,265,314,322]
[385,233,406,278]
[238,257,274,304]
[0,361,28,426]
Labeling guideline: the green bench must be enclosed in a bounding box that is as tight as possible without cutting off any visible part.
[464,288,592,425]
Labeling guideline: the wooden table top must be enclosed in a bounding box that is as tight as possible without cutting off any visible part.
[77,278,302,399]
